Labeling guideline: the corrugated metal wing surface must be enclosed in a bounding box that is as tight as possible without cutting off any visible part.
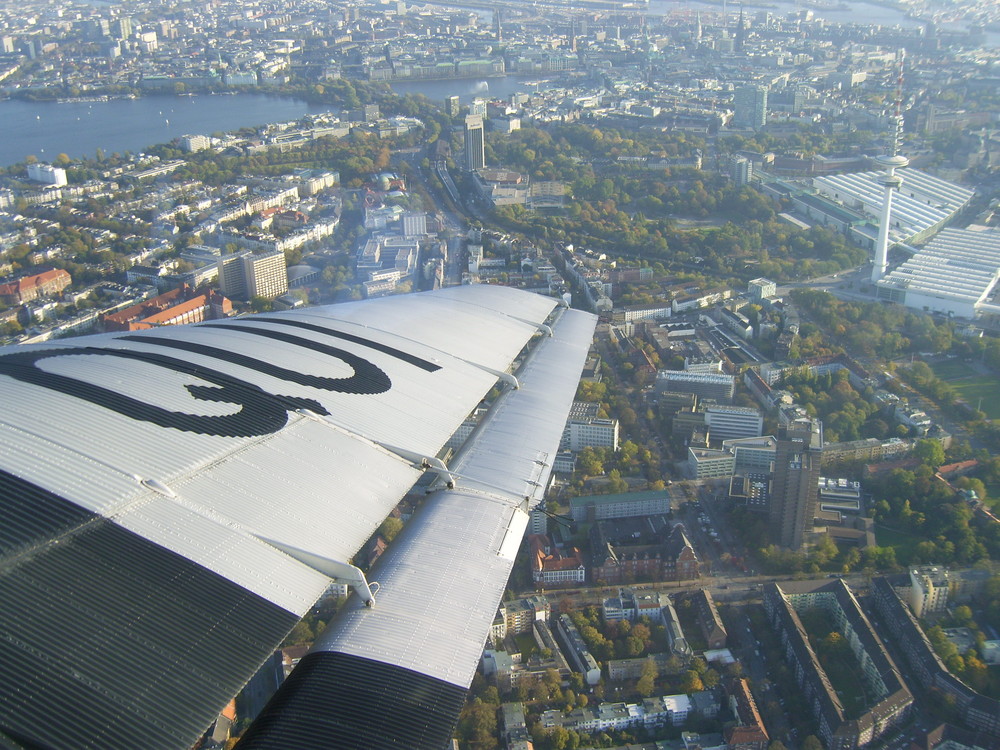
[238,307,597,749]
[0,286,556,750]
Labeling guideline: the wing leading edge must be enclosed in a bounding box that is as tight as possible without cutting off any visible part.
[0,286,568,750]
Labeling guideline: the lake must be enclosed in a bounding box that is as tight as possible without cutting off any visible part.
[0,93,329,166]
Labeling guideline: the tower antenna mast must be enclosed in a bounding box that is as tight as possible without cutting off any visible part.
[870,49,908,285]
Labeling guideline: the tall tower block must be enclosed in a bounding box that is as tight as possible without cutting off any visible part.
[464,115,485,172]
[871,50,908,285]
[769,419,823,551]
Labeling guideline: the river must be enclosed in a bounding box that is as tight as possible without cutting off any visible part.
[0,80,554,167]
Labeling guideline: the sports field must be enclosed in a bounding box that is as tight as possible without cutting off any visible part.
[930,359,1000,420]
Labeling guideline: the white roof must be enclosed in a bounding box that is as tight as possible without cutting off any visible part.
[814,168,973,243]
[877,227,1000,308]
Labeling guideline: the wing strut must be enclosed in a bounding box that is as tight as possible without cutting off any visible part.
[252,536,380,607]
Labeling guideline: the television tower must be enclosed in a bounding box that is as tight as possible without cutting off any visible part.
[871,50,908,285]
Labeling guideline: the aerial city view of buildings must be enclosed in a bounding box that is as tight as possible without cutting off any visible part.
[1,0,1000,745]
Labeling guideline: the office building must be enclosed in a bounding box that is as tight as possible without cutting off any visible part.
[909,565,950,618]
[111,16,132,40]
[724,435,777,473]
[218,250,288,301]
[688,447,735,479]
[445,95,460,117]
[656,370,735,403]
[769,419,822,550]
[464,115,485,172]
[570,491,670,523]
[704,405,763,441]
[27,163,67,187]
[733,85,768,130]
[181,134,211,153]
[730,155,753,186]
[747,278,776,301]
[469,98,488,117]
[402,211,428,237]
[562,418,619,452]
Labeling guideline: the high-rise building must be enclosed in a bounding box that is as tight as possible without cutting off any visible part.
[469,98,488,117]
[181,134,210,153]
[730,155,753,186]
[445,95,460,117]
[111,17,132,40]
[703,405,763,441]
[769,419,822,550]
[27,163,67,187]
[733,85,768,130]
[464,115,485,172]
[218,250,288,301]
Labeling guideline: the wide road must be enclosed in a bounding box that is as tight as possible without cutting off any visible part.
[392,148,467,286]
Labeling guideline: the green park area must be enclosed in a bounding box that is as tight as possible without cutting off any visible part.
[930,359,1000,420]
[874,525,922,561]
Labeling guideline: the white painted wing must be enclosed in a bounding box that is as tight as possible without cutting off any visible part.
[238,306,598,750]
[0,285,568,750]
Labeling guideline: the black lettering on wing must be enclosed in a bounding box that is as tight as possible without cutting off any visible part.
[0,347,331,438]
[235,317,441,373]
[121,334,392,395]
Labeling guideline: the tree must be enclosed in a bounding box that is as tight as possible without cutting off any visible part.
[637,658,657,696]
[377,516,403,543]
[250,295,274,313]
[577,447,604,476]
[543,667,562,693]
[913,439,945,467]
[546,726,570,750]
[282,619,314,646]
[681,670,703,693]
[953,605,974,626]
[608,469,628,494]
[456,697,498,750]
[800,736,824,750]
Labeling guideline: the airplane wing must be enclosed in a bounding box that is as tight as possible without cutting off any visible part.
[0,285,595,750]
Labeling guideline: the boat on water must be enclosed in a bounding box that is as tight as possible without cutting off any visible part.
[55,95,110,104]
